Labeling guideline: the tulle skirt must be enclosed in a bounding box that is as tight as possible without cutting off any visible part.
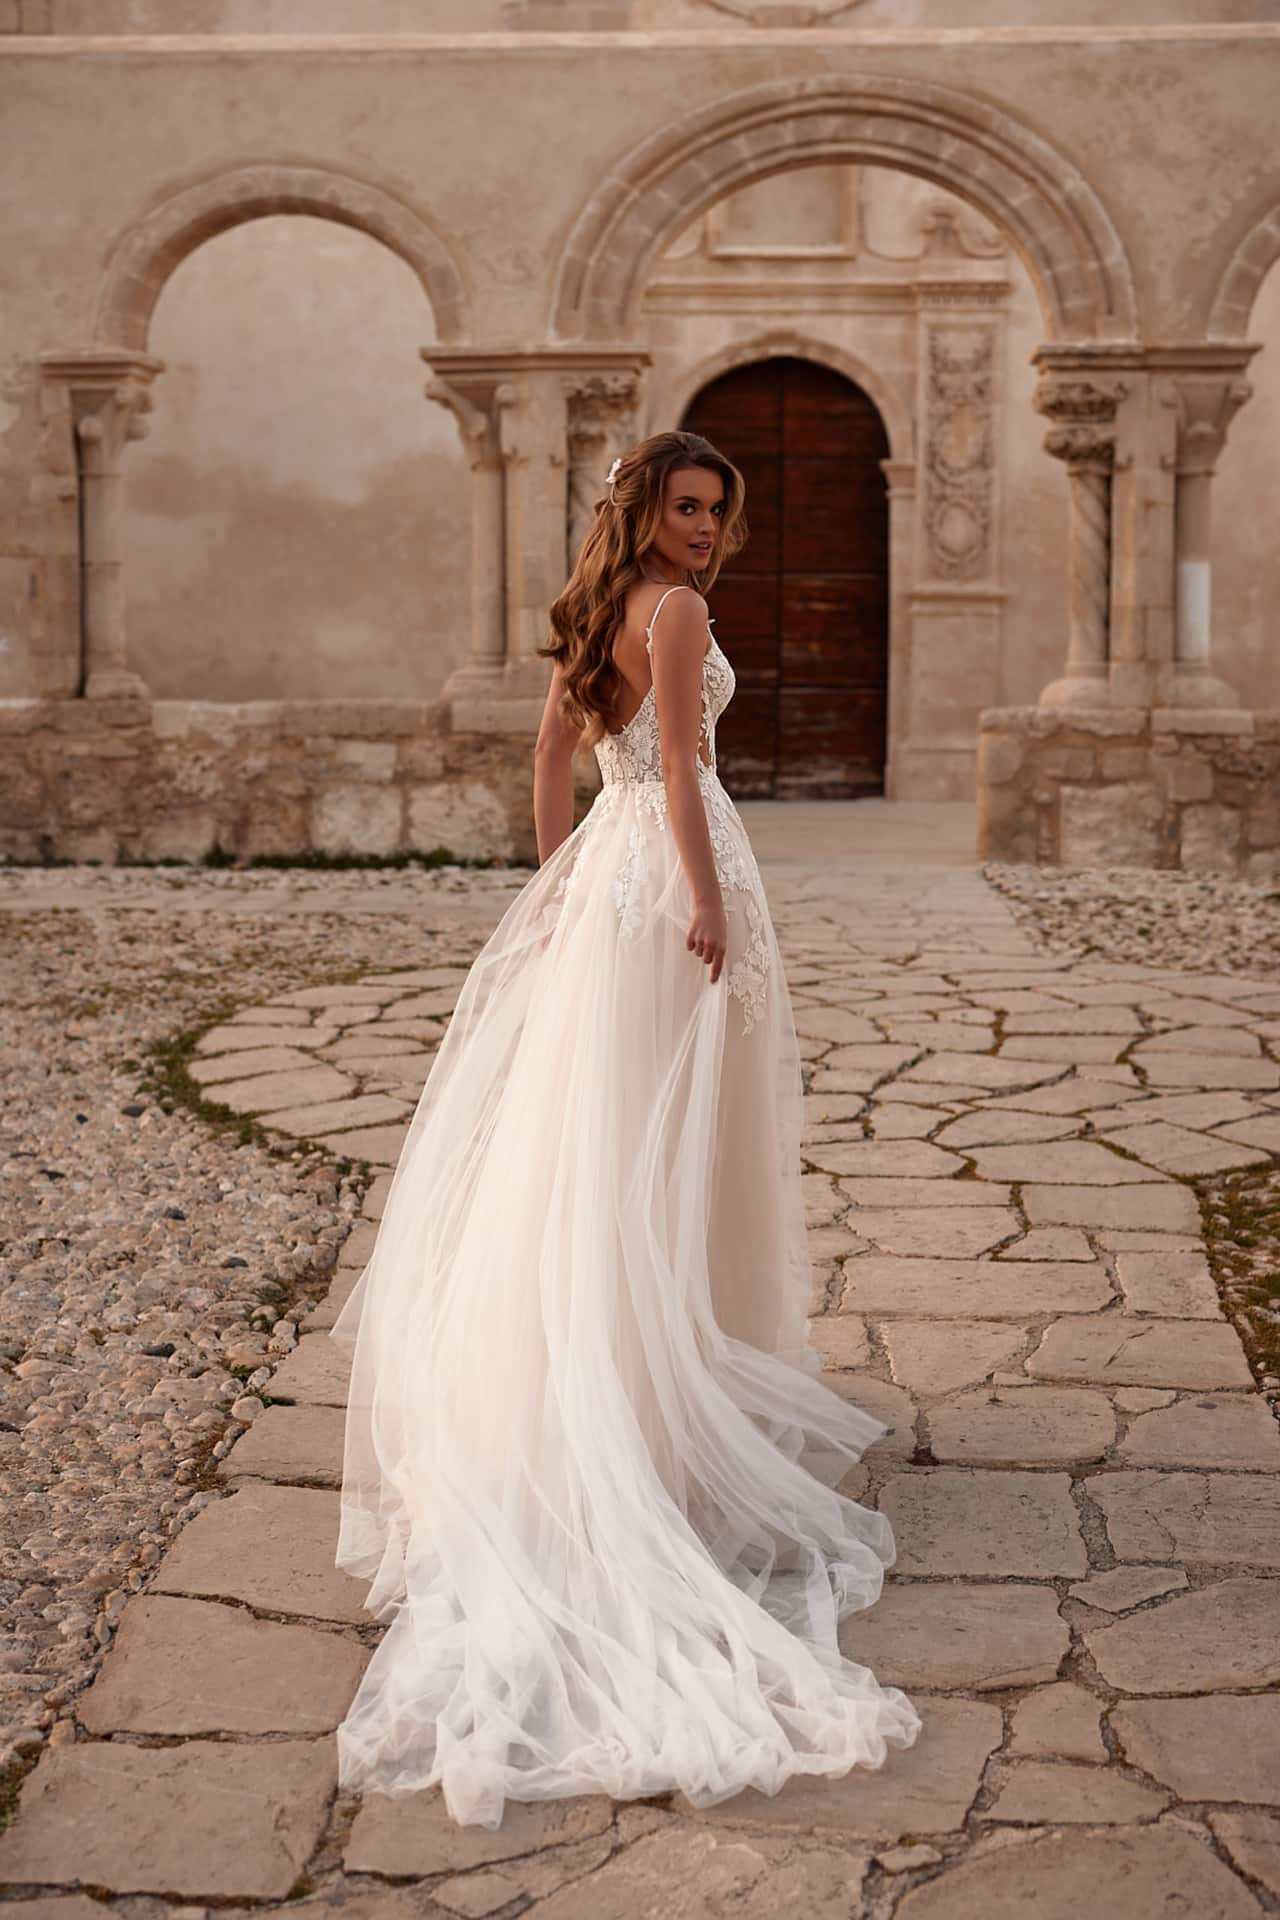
[329,772,921,1828]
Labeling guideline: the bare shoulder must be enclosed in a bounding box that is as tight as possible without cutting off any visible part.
[647,584,711,650]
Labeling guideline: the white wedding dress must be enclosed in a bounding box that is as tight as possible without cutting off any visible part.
[329,585,920,1828]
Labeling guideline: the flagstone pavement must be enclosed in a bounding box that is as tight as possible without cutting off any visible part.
[2,804,1280,1918]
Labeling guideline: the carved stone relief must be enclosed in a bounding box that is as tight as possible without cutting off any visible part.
[564,371,640,565]
[922,325,996,582]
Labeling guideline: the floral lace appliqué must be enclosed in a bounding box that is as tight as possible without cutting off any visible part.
[594,630,771,1036]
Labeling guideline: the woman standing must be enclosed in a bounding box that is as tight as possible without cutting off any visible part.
[329,429,920,1830]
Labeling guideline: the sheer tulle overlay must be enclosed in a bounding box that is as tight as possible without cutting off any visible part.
[329,591,921,1828]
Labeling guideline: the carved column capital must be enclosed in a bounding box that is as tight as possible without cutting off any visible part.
[1033,375,1127,473]
[1161,373,1252,478]
[40,351,164,471]
[564,368,641,563]
[423,370,513,472]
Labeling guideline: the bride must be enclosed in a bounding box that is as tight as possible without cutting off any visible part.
[328,429,920,1830]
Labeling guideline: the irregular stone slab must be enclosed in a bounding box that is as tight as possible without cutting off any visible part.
[259,1091,411,1136]
[846,1208,1019,1259]
[1003,1009,1141,1036]
[1008,1682,1106,1762]
[269,1331,351,1406]
[879,1020,996,1054]
[1112,1695,1280,1804]
[806,1141,963,1179]
[1142,995,1258,1028]
[1067,1566,1188,1612]
[1115,1250,1221,1318]
[314,1122,410,1163]
[983,1759,1166,1824]
[154,1482,368,1621]
[1100,1120,1268,1178]
[864,1106,937,1142]
[1027,1315,1252,1388]
[1138,1052,1280,1091]
[876,1081,991,1107]
[303,1270,358,1331]
[841,1259,1112,1320]
[76,1594,366,1733]
[530,1829,870,1920]
[1001,1037,1131,1066]
[346,1787,614,1875]
[1207,1812,1280,1902]
[808,1314,870,1370]
[224,1402,345,1485]
[195,1022,337,1054]
[323,1034,432,1062]
[681,1698,1001,1839]
[1096,1229,1205,1254]
[795,1009,884,1045]
[1213,1114,1280,1154]
[839,1582,1068,1690]
[968,1142,1157,1185]
[275,984,397,1007]
[1085,1578,1280,1693]
[0,1741,336,1898]
[936,1111,1076,1149]
[188,1045,322,1085]
[1120,1395,1280,1470]
[994,1081,1148,1117]
[838,1178,1014,1210]
[882,1321,1028,1395]
[432,1833,660,1915]
[1138,1025,1262,1056]
[1006,1228,1094,1261]
[208,1063,355,1115]
[928,1387,1115,1466]
[1086,1469,1280,1568]
[1100,1090,1259,1131]
[1112,1387,1176,1411]
[1022,1184,1200,1232]
[895,1825,1264,1920]
[900,1053,1067,1090]
[826,1376,915,1454]
[0,1902,110,1920]
[879,1470,1086,1577]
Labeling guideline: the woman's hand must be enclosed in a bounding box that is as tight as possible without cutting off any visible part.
[687,896,727,984]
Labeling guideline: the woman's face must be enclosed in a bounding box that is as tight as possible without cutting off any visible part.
[646,464,726,577]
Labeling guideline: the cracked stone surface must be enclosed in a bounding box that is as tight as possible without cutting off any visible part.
[3,817,1279,1913]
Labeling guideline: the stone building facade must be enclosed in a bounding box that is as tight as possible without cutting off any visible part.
[0,0,1277,867]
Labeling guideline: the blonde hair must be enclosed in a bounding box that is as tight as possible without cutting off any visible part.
[539,429,747,754]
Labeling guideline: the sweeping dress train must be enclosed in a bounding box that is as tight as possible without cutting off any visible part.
[329,584,921,1829]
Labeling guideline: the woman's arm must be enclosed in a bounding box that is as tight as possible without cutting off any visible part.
[650,592,727,985]
[533,662,582,865]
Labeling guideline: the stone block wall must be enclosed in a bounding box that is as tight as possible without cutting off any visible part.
[0,699,598,867]
[978,706,1280,876]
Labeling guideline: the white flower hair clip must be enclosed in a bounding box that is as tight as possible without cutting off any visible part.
[606,456,623,502]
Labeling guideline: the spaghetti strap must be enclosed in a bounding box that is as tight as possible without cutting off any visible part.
[643,583,694,654]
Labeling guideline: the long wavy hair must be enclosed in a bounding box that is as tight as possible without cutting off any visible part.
[539,429,747,755]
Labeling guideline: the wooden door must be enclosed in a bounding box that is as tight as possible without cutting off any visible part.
[680,357,890,798]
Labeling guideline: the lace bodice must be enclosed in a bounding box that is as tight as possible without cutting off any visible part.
[594,599,735,792]
[584,585,770,1035]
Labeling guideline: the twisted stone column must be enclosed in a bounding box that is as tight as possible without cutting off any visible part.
[1033,375,1125,708]
[40,352,163,701]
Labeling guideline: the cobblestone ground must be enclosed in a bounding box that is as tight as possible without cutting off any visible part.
[1,807,1279,1918]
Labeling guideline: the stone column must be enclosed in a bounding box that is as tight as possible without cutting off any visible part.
[880,457,916,801]
[564,371,640,569]
[39,351,163,701]
[423,367,512,697]
[1032,372,1126,709]
[425,348,647,732]
[1161,370,1252,709]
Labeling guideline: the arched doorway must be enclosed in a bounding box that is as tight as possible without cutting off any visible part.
[681,355,890,798]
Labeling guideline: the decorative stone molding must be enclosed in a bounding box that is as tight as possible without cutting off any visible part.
[921,325,997,583]
[564,370,641,566]
[94,164,469,350]
[39,351,163,701]
[695,0,869,25]
[550,76,1139,344]
[1032,371,1128,709]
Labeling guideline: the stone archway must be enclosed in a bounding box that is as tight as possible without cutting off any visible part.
[551,76,1138,346]
[1207,196,1280,340]
[93,162,469,349]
